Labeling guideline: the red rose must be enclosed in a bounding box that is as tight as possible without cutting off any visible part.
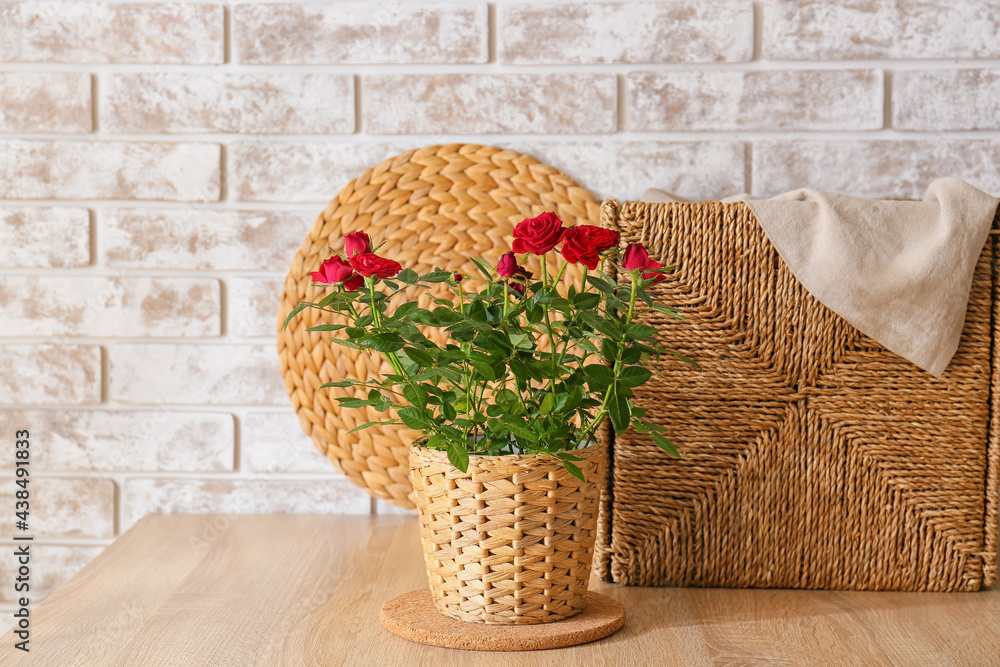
[343,274,364,292]
[621,243,667,284]
[511,212,565,255]
[577,225,620,253]
[453,273,464,282]
[559,226,601,270]
[496,251,519,277]
[344,231,371,257]
[311,256,354,284]
[349,252,402,279]
[621,243,649,271]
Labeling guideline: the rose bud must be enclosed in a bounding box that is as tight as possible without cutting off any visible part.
[343,274,365,292]
[349,252,402,279]
[310,256,354,284]
[496,251,519,277]
[621,243,650,271]
[559,226,601,270]
[453,273,464,282]
[578,225,620,254]
[511,212,566,255]
[507,266,532,298]
[344,231,372,257]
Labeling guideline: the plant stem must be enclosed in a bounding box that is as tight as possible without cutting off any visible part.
[577,271,639,447]
[364,276,407,381]
[540,254,559,397]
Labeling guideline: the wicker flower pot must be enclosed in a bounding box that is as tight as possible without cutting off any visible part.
[410,442,607,625]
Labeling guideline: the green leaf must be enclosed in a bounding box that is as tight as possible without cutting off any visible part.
[397,268,419,284]
[618,366,652,388]
[608,383,632,435]
[470,257,495,282]
[403,384,428,409]
[562,460,585,482]
[651,432,680,458]
[666,349,701,369]
[601,338,619,362]
[319,380,355,388]
[421,269,453,283]
[447,441,470,472]
[649,303,683,319]
[307,323,347,332]
[572,292,601,309]
[626,323,659,341]
[347,419,400,434]
[336,397,373,408]
[397,407,434,430]
[584,364,615,387]
[554,386,583,413]
[393,302,420,319]
[401,346,435,367]
[502,417,538,445]
[539,393,555,414]
[586,276,616,293]
[282,302,310,330]
[360,333,405,353]
[582,312,622,341]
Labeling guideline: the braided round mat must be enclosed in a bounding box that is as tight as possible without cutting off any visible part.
[277,144,600,509]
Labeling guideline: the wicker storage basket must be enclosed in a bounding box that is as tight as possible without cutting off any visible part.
[411,440,607,624]
[595,198,1000,592]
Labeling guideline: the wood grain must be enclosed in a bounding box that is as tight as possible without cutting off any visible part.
[1,514,997,665]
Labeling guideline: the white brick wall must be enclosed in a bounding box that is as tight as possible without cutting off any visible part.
[1,0,999,614]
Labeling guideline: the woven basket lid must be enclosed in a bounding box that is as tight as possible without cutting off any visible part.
[276,144,600,509]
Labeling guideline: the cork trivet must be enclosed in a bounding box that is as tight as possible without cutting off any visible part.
[379,589,625,651]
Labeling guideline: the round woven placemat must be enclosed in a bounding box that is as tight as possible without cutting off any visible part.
[277,144,599,509]
[380,589,625,651]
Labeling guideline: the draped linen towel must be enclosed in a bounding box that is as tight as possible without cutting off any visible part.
[642,178,1000,376]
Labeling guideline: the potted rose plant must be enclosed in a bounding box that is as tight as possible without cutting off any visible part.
[285,212,689,625]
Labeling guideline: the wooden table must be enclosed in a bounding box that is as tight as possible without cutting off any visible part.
[3,514,998,666]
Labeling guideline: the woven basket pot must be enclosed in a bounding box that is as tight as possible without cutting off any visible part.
[410,442,607,625]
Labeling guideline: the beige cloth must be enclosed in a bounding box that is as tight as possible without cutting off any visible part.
[643,179,999,376]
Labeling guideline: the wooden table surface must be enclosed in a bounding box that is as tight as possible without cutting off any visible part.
[2,514,998,666]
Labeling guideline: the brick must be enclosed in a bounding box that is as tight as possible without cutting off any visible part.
[229,277,284,339]
[0,277,220,337]
[0,141,220,201]
[364,74,617,134]
[0,345,100,405]
[0,2,223,63]
[101,209,311,271]
[242,411,337,473]
[234,2,487,64]
[894,69,1000,131]
[229,141,410,203]
[110,344,286,406]
[627,70,882,132]
[499,1,752,64]
[0,545,104,603]
[752,140,1000,199]
[0,477,114,538]
[121,477,371,530]
[102,73,354,134]
[0,72,91,133]
[0,207,90,268]
[516,140,746,201]
[0,410,232,472]
[763,0,1000,60]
